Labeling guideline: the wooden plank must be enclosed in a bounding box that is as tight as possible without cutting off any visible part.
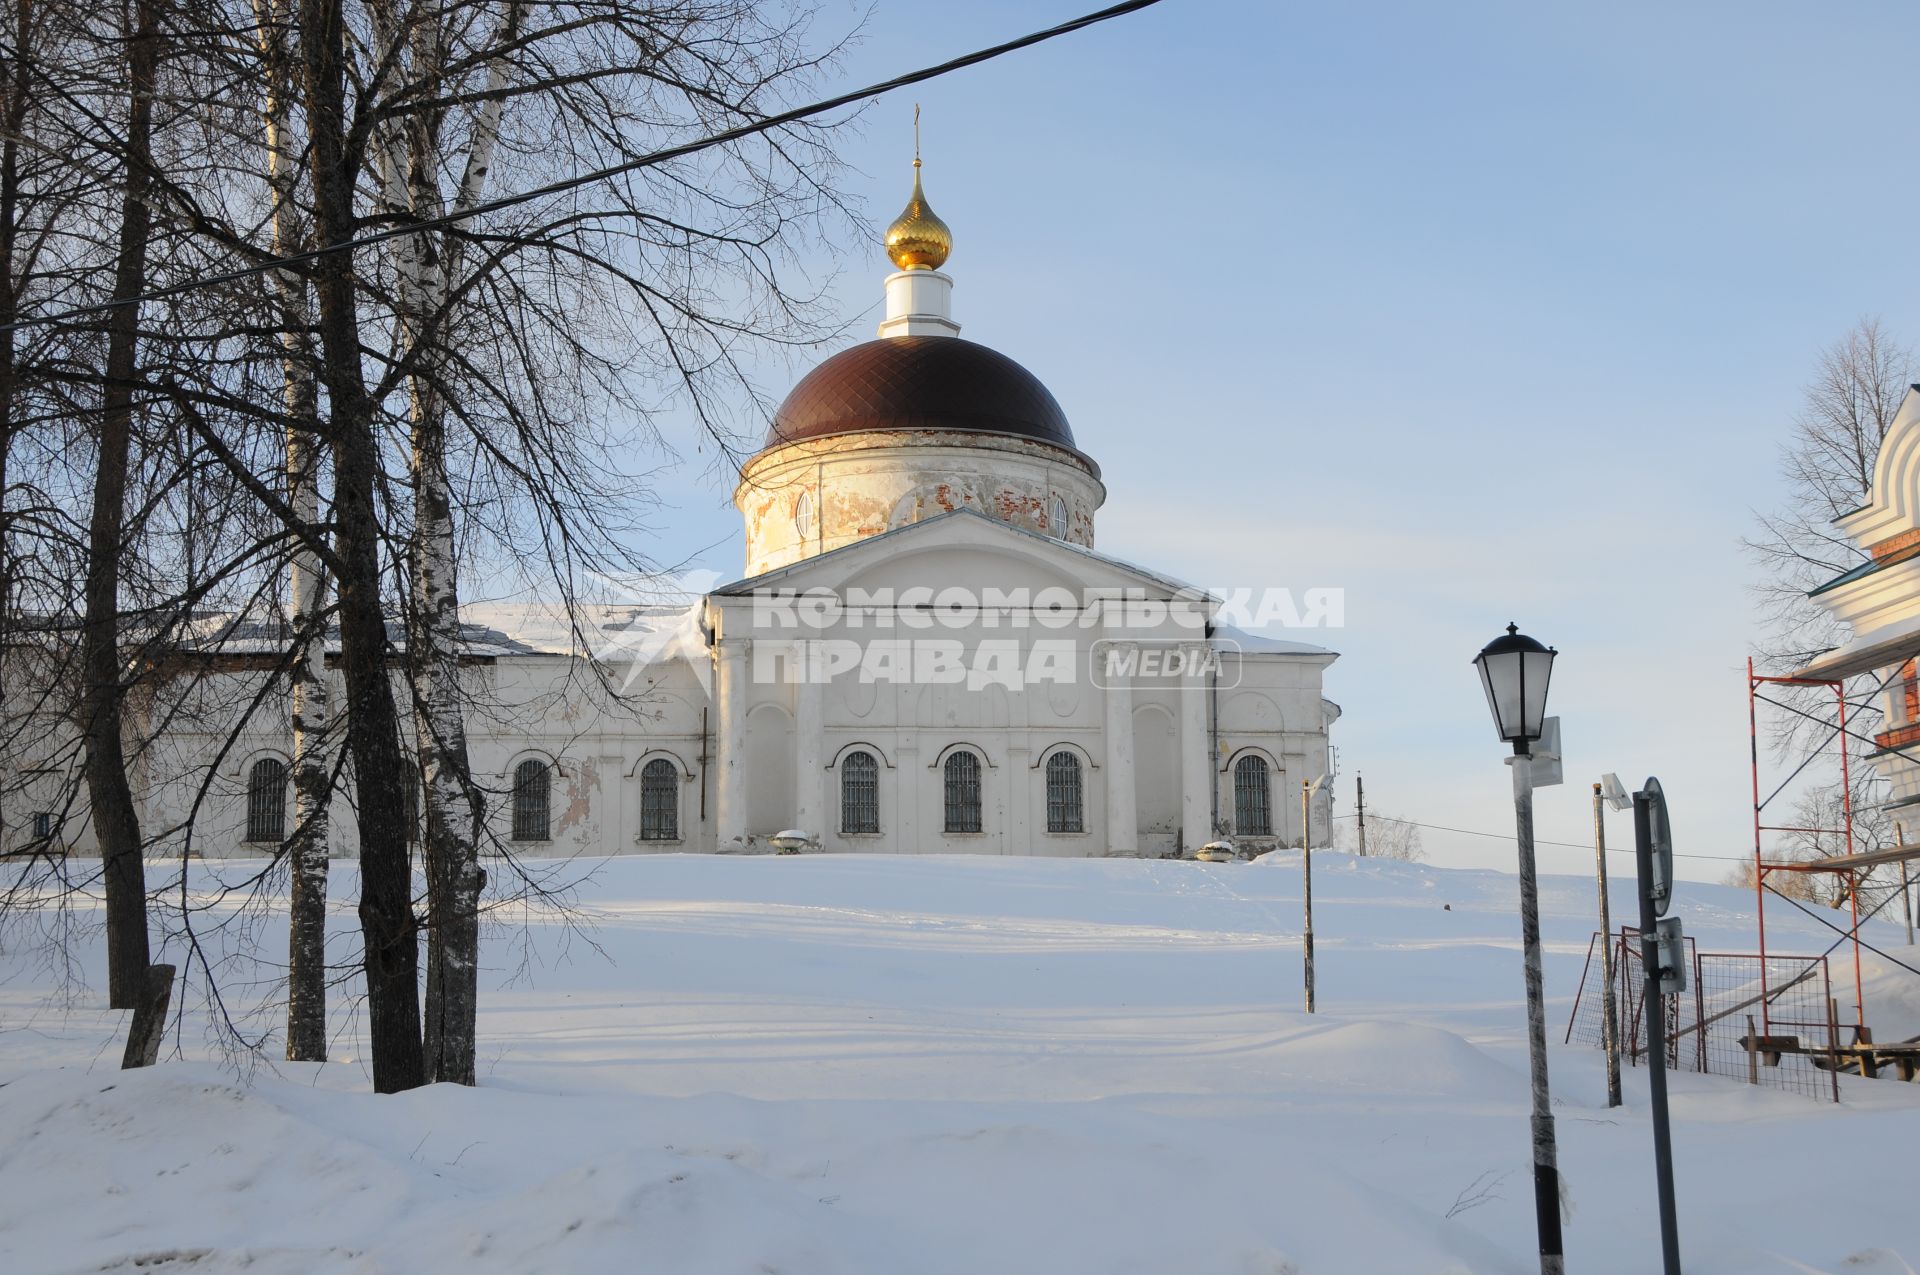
[1767,841,1920,874]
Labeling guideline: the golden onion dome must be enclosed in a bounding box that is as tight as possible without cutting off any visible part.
[884,160,952,271]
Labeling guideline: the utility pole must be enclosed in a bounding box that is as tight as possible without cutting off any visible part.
[1355,773,1368,858]
[1592,783,1622,1107]
[1302,778,1315,1013]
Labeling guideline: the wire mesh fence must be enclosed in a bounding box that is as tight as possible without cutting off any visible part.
[1566,927,1839,1102]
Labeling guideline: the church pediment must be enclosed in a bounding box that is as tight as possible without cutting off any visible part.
[713,507,1205,606]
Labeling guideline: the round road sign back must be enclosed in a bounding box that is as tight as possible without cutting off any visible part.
[1641,776,1673,917]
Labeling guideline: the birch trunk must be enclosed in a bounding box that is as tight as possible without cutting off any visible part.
[84,0,159,1009]
[299,0,424,1093]
[372,0,515,1085]
[0,0,25,853]
[252,0,332,1064]
[411,383,484,1084]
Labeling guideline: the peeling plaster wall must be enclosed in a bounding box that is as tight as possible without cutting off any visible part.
[735,432,1105,576]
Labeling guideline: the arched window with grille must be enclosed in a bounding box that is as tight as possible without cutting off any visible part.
[246,758,287,843]
[639,758,678,841]
[841,750,879,834]
[943,750,982,833]
[1045,750,1083,833]
[1049,494,1069,539]
[511,758,551,842]
[1233,754,1272,837]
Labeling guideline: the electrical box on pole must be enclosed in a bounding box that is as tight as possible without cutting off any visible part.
[1654,916,1687,995]
[1528,717,1564,788]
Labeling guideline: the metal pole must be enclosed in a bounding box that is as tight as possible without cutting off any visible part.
[1633,790,1683,1275]
[1302,779,1315,1014]
[1592,783,1622,1108]
[1749,659,1772,1035]
[1837,683,1864,1030]
[1356,773,1368,858]
[1898,822,1914,947]
[1511,757,1564,1275]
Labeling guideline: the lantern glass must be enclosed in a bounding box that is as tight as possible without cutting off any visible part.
[1473,624,1556,750]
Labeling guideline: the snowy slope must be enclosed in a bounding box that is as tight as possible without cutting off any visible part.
[2,852,1917,1274]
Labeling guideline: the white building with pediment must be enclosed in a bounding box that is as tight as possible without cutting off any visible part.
[4,167,1341,861]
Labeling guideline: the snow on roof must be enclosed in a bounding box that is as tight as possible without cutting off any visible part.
[1794,609,1920,682]
[65,597,716,677]
[1212,622,1335,658]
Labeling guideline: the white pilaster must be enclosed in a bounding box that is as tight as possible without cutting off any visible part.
[876,269,960,339]
[1008,741,1031,855]
[716,638,750,850]
[1181,641,1212,853]
[597,755,625,853]
[1103,644,1137,857]
[897,734,920,852]
[794,641,825,839]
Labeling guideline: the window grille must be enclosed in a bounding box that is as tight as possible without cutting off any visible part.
[247,758,287,843]
[512,759,551,841]
[1049,495,1069,539]
[639,758,678,841]
[795,490,814,539]
[1234,754,1272,836]
[841,750,879,833]
[1045,751,1084,833]
[31,812,53,842]
[943,750,982,833]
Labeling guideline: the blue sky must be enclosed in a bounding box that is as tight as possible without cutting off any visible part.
[593,1,1920,883]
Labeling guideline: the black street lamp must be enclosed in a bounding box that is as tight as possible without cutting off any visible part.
[1474,623,1557,753]
[1474,622,1564,1275]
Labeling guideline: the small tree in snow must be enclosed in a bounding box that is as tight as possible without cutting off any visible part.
[1337,814,1425,862]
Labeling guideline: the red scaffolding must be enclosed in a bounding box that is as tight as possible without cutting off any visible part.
[1746,658,1865,1035]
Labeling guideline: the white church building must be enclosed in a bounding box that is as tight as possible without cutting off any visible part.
[8,165,1341,861]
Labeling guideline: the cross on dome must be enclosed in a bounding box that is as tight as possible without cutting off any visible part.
[884,106,952,271]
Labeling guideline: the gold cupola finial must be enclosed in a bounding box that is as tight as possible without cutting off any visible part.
[884,105,952,271]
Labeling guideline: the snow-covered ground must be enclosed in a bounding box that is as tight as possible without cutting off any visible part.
[3,851,1918,1274]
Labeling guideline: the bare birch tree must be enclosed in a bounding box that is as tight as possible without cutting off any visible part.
[1746,317,1916,908]
[1747,317,1915,669]
[7,0,858,1089]
[245,0,335,1065]
[340,0,855,1085]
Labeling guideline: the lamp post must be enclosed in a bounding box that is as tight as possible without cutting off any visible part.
[1302,778,1315,1014]
[1473,622,1564,1275]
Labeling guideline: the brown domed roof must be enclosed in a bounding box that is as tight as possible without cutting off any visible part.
[764,336,1084,461]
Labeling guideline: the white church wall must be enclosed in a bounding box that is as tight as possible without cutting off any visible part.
[3,519,1337,866]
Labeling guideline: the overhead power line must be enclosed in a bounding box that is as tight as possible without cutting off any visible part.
[1330,811,1744,862]
[0,0,1166,337]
